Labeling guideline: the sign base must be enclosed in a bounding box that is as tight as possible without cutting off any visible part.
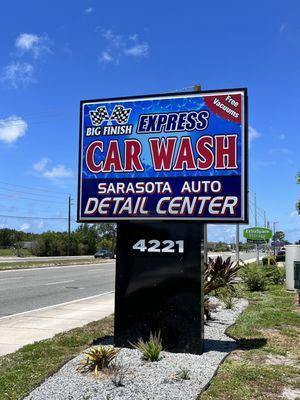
[114,221,204,354]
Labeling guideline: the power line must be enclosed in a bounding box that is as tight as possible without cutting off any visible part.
[0,180,71,196]
[0,213,69,220]
[0,192,66,205]
[0,185,68,200]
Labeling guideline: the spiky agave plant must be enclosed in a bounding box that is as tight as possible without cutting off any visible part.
[132,331,163,361]
[78,345,119,376]
[204,256,243,295]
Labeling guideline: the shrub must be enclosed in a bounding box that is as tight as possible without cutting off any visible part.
[241,265,268,291]
[132,331,163,361]
[176,367,191,380]
[264,266,285,285]
[204,256,243,295]
[78,346,119,376]
[215,287,235,309]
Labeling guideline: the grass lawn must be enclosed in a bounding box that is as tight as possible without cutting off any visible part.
[0,316,114,400]
[200,285,300,400]
[0,248,32,257]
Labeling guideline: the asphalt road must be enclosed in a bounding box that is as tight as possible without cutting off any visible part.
[0,262,115,318]
[0,251,260,318]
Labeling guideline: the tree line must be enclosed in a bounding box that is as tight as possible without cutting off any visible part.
[0,223,116,257]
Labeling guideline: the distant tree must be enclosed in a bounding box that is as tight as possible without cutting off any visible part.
[75,224,98,255]
[272,231,288,244]
[94,223,117,252]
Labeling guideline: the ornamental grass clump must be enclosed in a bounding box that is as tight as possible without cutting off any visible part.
[78,345,119,376]
[176,367,191,380]
[132,331,163,361]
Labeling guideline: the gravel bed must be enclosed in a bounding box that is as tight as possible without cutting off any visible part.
[25,298,248,400]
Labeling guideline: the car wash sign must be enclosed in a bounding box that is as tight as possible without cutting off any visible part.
[77,89,248,222]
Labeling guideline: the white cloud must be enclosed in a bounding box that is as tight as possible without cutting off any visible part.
[100,30,149,64]
[124,43,149,57]
[249,126,261,143]
[43,164,73,179]
[279,23,286,33]
[1,62,34,88]
[20,223,30,232]
[0,115,27,144]
[84,7,93,13]
[33,157,50,172]
[99,51,114,63]
[15,33,50,58]
[37,220,45,229]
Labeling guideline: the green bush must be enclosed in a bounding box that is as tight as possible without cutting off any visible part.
[241,265,268,291]
[264,266,285,285]
[241,264,285,291]
[215,287,235,309]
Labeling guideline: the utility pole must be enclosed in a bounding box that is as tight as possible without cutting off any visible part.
[264,211,267,228]
[273,221,278,256]
[193,84,208,263]
[254,192,257,226]
[254,192,259,265]
[68,195,71,256]
[236,224,240,265]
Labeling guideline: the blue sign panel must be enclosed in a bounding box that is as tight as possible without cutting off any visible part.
[78,89,248,222]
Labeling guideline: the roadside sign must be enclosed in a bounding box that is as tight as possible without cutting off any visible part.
[246,239,265,244]
[243,227,272,242]
[78,89,248,222]
[271,241,286,247]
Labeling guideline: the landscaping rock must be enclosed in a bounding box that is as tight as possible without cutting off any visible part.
[25,298,248,400]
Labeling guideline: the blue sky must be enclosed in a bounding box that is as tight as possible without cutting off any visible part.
[0,0,299,242]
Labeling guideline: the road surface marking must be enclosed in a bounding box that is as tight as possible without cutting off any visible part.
[43,280,74,286]
[0,291,114,321]
[0,277,24,281]
[87,269,107,272]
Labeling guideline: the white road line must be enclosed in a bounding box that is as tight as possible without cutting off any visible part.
[43,280,74,286]
[0,291,115,321]
[88,269,106,272]
[0,277,24,281]
[0,261,115,274]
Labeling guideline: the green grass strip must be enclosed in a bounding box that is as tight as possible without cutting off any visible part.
[0,316,114,400]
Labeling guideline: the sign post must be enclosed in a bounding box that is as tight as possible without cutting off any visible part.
[78,88,248,353]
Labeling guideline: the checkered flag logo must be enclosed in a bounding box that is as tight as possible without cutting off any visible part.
[89,107,110,126]
[110,105,131,124]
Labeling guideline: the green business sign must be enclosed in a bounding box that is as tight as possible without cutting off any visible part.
[243,227,272,241]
